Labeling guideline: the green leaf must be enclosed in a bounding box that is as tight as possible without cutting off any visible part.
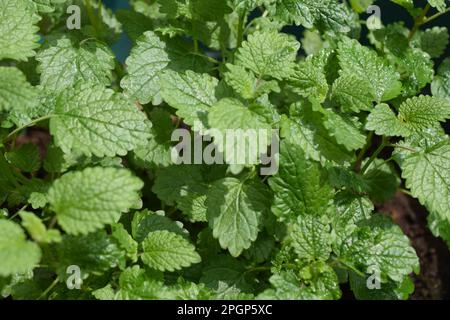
[366,103,411,137]
[0,0,41,61]
[280,104,352,165]
[0,220,41,277]
[268,141,334,221]
[111,223,138,263]
[131,210,188,243]
[428,0,447,12]
[57,231,123,275]
[291,215,332,261]
[260,263,341,300]
[160,70,218,126]
[206,176,271,257]
[207,98,272,164]
[401,140,450,220]
[339,214,419,282]
[19,211,61,244]
[121,31,170,104]
[50,84,151,157]
[432,58,450,102]
[331,73,375,113]
[224,64,280,100]
[0,67,38,113]
[5,143,41,173]
[349,272,414,300]
[322,109,366,151]
[141,230,201,272]
[273,0,351,33]
[366,96,450,137]
[413,27,449,58]
[236,30,300,80]
[288,57,328,103]
[47,167,143,235]
[36,38,115,92]
[338,37,402,102]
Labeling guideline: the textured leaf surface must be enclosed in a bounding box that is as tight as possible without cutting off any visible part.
[36,38,115,92]
[47,167,143,235]
[121,31,170,104]
[236,30,300,80]
[0,220,41,276]
[141,230,201,272]
[0,67,38,112]
[0,0,41,61]
[50,85,151,157]
[206,177,271,257]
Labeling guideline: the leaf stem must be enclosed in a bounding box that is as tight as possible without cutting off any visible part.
[85,0,100,37]
[360,136,388,174]
[38,276,60,300]
[4,115,52,143]
[354,131,374,171]
[408,3,431,41]
[422,7,450,24]
[388,144,418,153]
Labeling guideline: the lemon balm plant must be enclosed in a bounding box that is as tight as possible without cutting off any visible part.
[0,0,449,300]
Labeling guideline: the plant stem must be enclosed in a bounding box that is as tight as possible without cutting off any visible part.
[388,144,418,153]
[85,0,100,37]
[408,3,431,41]
[193,39,199,53]
[423,7,450,24]
[361,136,388,174]
[354,131,374,171]
[38,277,60,300]
[4,115,52,143]
[399,188,413,197]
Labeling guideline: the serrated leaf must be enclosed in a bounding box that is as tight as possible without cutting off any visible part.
[0,67,38,113]
[121,31,170,104]
[291,215,332,261]
[0,0,41,61]
[338,37,402,102]
[141,230,201,272]
[236,30,300,80]
[414,27,449,58]
[322,110,366,151]
[47,167,143,235]
[206,177,271,257]
[131,210,187,243]
[207,98,272,165]
[160,70,218,126]
[5,143,41,173]
[0,220,41,277]
[432,58,450,102]
[268,141,334,221]
[366,96,450,137]
[339,214,419,282]
[401,140,450,220]
[280,105,352,165]
[288,58,328,102]
[50,84,151,157]
[36,38,115,92]
[57,231,123,275]
[273,0,350,33]
[331,74,375,113]
[19,211,61,244]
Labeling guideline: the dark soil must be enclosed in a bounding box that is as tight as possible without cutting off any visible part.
[378,192,450,300]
